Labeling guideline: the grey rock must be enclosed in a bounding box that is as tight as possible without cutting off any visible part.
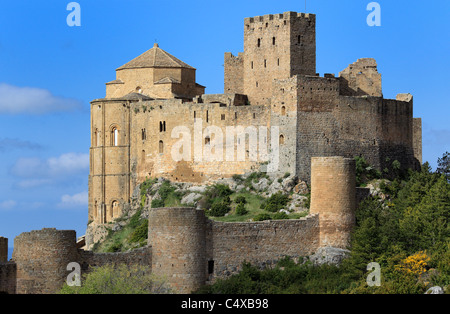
[188,185,206,194]
[181,192,202,206]
[253,177,269,192]
[425,286,444,294]
[309,247,350,266]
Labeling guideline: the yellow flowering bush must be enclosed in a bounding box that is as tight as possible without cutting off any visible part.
[395,251,430,276]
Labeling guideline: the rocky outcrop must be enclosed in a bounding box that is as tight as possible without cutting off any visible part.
[308,247,351,266]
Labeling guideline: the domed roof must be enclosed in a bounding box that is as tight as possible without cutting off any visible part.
[116,43,195,70]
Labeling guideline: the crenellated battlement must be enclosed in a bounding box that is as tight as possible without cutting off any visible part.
[244,11,315,24]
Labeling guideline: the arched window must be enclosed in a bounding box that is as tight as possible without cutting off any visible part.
[272,37,276,45]
[257,38,261,47]
[279,134,285,145]
[136,86,142,93]
[111,200,119,218]
[111,127,119,146]
[142,129,146,140]
[281,106,286,116]
[159,140,164,154]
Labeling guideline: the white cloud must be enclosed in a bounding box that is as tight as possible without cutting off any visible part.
[0,83,83,114]
[47,153,90,175]
[0,200,17,210]
[57,191,88,209]
[11,152,89,178]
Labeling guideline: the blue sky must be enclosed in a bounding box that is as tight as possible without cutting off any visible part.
[0,0,449,248]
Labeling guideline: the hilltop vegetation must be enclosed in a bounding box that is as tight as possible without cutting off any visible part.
[90,152,449,294]
[91,170,310,253]
[197,153,450,294]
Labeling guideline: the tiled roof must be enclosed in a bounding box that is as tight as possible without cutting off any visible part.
[117,43,195,70]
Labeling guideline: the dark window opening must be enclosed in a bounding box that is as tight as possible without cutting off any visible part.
[272,37,276,45]
[160,121,166,132]
[208,260,214,274]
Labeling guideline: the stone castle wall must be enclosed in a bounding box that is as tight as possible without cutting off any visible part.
[0,156,362,294]
[208,214,319,279]
[294,74,417,182]
[0,229,152,294]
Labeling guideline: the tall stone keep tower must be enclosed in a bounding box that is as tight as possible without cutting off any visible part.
[225,12,316,106]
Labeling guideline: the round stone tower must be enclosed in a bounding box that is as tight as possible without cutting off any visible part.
[148,207,207,293]
[310,157,356,249]
[12,228,79,294]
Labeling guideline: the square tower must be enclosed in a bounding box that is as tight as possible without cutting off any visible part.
[242,12,316,105]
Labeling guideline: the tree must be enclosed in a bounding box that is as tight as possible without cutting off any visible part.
[437,151,450,181]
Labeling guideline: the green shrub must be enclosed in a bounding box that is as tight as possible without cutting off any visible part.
[209,202,230,217]
[232,174,244,182]
[235,203,248,216]
[272,211,289,220]
[355,156,382,186]
[105,242,122,253]
[59,264,171,294]
[235,195,247,204]
[261,192,289,212]
[129,219,148,244]
[254,213,272,221]
[205,184,233,199]
[158,181,176,201]
[151,199,165,208]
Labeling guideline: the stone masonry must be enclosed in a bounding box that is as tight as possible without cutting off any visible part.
[1,156,359,294]
[87,11,421,226]
[0,10,423,294]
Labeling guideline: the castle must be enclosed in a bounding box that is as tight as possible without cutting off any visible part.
[1,156,357,294]
[0,11,422,294]
[87,11,422,226]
